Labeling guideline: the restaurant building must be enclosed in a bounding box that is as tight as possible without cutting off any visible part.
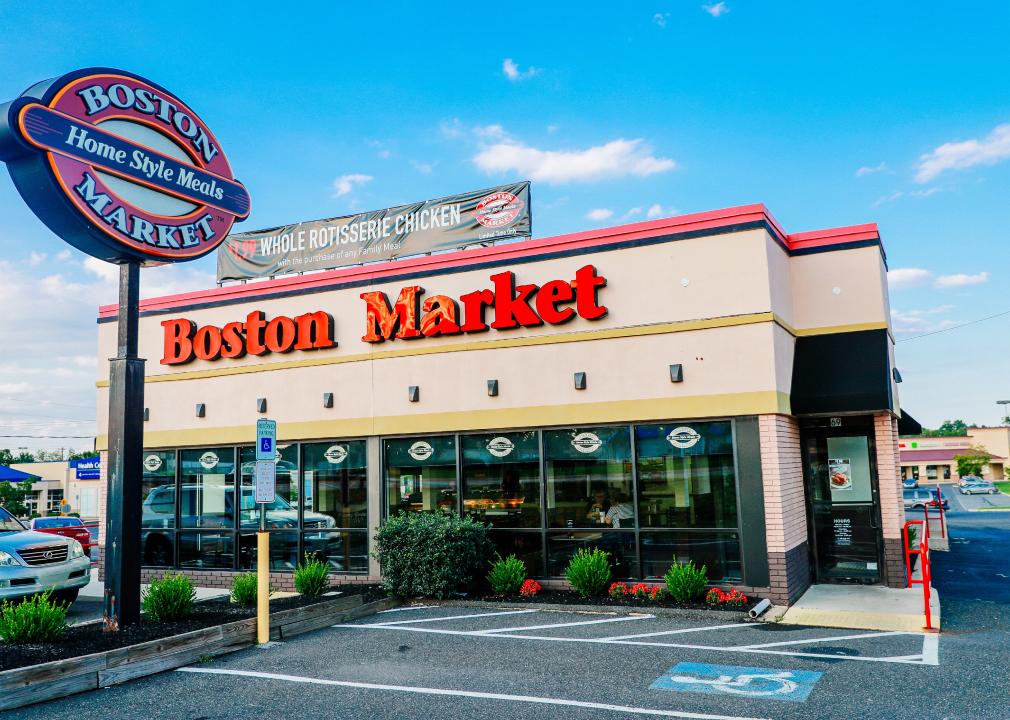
[94,204,914,605]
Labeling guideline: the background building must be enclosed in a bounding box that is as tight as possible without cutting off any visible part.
[899,427,1009,483]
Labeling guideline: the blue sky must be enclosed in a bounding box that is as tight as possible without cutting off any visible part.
[0,1,1008,449]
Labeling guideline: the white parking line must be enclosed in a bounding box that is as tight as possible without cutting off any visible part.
[477,614,653,635]
[368,609,538,626]
[177,667,773,720]
[729,630,910,650]
[377,605,436,614]
[921,633,939,666]
[335,622,937,665]
[601,623,759,641]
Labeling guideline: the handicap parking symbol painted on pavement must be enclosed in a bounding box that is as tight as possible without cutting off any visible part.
[651,662,823,702]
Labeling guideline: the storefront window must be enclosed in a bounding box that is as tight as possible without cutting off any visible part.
[488,530,544,577]
[239,444,299,528]
[385,436,457,515]
[547,530,637,578]
[179,448,236,529]
[943,466,951,480]
[302,441,368,529]
[640,531,741,581]
[178,531,234,569]
[926,465,938,480]
[304,529,369,573]
[461,432,541,528]
[46,490,64,513]
[239,530,298,571]
[635,422,737,529]
[544,426,633,529]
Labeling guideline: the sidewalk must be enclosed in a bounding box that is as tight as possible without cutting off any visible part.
[78,568,229,601]
[778,584,940,633]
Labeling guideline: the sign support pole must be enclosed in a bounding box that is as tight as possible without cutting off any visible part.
[104,262,145,630]
[257,505,269,643]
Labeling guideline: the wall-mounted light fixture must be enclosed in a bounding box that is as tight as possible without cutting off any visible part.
[256,398,267,413]
[408,386,420,402]
[892,368,903,383]
[574,372,587,390]
[195,403,206,418]
[322,393,334,408]
[143,408,149,422]
[487,379,499,397]
[669,364,684,383]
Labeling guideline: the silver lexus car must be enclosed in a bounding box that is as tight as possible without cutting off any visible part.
[0,506,91,605]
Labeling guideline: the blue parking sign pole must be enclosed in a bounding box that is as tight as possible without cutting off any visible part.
[254,418,276,643]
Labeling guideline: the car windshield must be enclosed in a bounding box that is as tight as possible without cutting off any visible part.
[0,507,26,532]
[33,517,83,529]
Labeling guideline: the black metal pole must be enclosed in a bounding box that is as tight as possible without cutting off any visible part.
[104,262,145,630]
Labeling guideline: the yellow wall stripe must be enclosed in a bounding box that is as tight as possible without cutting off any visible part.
[96,391,791,450]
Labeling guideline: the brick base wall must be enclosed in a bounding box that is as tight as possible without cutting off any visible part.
[882,537,906,589]
[767,543,812,605]
[137,568,380,592]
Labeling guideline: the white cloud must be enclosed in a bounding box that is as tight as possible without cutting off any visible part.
[56,250,71,261]
[647,203,677,218]
[586,208,614,222]
[474,124,508,141]
[891,307,959,335]
[855,162,889,177]
[502,58,539,82]
[411,161,434,175]
[871,186,944,207]
[703,2,729,17]
[28,252,46,267]
[331,173,373,198]
[546,124,559,134]
[887,267,932,289]
[934,271,989,289]
[916,123,1010,183]
[653,12,671,27]
[621,207,643,220]
[473,136,675,184]
[439,118,464,139]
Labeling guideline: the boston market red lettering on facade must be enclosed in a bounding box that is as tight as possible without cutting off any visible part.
[360,264,607,343]
[159,265,607,364]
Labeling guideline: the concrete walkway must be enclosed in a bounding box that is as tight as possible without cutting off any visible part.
[79,568,230,601]
[780,583,940,632]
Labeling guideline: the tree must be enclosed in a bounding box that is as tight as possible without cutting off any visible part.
[922,419,969,437]
[955,453,987,478]
[0,478,37,517]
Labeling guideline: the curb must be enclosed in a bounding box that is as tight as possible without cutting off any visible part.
[0,594,399,711]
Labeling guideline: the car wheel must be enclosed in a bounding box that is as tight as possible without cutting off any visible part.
[989,489,996,494]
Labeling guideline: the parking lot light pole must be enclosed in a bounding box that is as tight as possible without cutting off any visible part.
[997,400,1010,425]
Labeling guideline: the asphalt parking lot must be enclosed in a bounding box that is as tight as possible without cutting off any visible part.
[15,599,1005,720]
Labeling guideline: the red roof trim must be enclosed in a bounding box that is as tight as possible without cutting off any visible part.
[99,203,881,318]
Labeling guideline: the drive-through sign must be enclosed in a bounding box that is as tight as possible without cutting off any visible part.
[256,418,276,461]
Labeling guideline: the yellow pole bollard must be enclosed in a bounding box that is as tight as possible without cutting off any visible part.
[257,508,269,643]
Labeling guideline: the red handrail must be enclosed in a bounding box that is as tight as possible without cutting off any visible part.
[934,484,946,538]
[903,518,933,630]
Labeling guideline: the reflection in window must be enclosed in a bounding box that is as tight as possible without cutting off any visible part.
[141,450,176,530]
[635,422,737,529]
[302,441,368,529]
[239,530,298,571]
[544,427,633,529]
[640,531,741,581]
[179,449,236,529]
[461,432,541,528]
[303,530,369,573]
[547,530,637,578]
[178,531,234,569]
[385,436,457,515]
[488,531,544,577]
[239,444,300,528]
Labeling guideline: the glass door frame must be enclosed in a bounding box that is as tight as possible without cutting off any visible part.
[800,418,885,584]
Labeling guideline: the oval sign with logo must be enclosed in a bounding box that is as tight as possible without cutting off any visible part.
[408,441,435,462]
[324,445,348,464]
[198,451,220,470]
[475,190,524,229]
[143,454,163,472]
[0,67,249,265]
[667,426,701,449]
[571,432,603,454]
[486,436,515,458]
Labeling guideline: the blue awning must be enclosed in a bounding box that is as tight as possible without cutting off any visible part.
[0,466,38,482]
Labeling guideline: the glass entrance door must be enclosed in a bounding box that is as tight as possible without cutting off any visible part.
[803,431,883,583]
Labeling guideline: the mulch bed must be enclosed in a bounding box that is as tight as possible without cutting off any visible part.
[467,589,747,611]
[0,583,385,672]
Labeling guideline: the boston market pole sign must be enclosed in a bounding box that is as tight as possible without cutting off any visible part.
[0,67,249,262]
[0,68,249,630]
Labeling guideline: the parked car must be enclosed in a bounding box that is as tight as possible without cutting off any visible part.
[958,475,983,487]
[929,488,949,510]
[903,488,948,510]
[959,481,998,495]
[0,506,91,605]
[902,478,919,489]
[29,516,95,554]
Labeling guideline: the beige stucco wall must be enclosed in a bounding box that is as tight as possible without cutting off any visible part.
[94,227,894,448]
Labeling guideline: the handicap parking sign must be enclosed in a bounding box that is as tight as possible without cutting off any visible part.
[651,662,822,703]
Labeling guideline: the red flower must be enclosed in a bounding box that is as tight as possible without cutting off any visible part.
[519,579,541,597]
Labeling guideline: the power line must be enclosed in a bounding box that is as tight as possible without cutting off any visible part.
[897,308,1010,343]
[0,433,95,439]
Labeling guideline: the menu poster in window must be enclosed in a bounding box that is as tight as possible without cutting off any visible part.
[828,458,852,491]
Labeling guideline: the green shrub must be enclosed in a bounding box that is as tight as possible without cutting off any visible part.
[142,572,196,622]
[487,554,527,595]
[373,512,494,598]
[665,560,709,602]
[565,548,612,597]
[0,591,68,643]
[231,572,259,607]
[294,555,331,597]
